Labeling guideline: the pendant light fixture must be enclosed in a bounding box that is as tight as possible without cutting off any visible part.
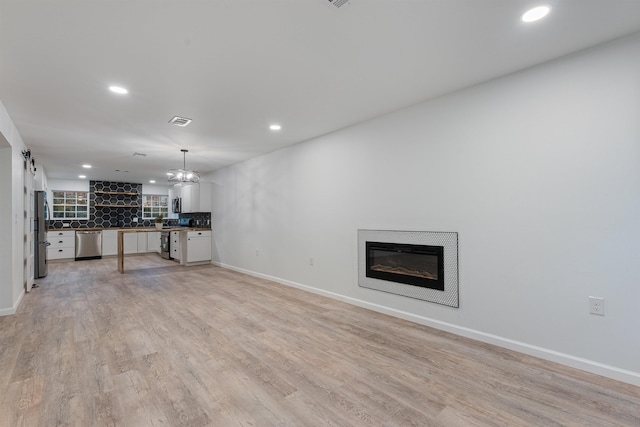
[167,149,200,183]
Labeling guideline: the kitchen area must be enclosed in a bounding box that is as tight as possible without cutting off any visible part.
[35,178,213,278]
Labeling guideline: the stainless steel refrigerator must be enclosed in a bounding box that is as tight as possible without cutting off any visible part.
[34,191,49,278]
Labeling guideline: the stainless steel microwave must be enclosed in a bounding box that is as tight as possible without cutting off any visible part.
[172,197,181,213]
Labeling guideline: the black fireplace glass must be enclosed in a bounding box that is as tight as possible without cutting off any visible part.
[366,241,445,291]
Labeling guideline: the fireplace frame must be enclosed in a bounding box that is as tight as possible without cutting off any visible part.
[358,230,459,308]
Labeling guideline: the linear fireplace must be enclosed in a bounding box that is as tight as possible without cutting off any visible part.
[358,230,459,307]
[366,242,444,291]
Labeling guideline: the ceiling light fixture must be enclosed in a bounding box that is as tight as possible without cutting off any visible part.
[522,5,550,22]
[82,164,92,168]
[109,85,128,94]
[167,149,200,183]
[270,124,282,131]
[149,180,156,184]
[78,175,86,179]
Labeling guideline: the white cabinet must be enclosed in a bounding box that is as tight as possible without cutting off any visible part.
[110,230,161,255]
[170,231,181,261]
[51,229,161,258]
[102,230,118,256]
[176,182,212,213]
[47,230,75,260]
[184,230,212,264]
[137,233,148,253]
[123,233,138,254]
[147,232,160,253]
[181,184,196,213]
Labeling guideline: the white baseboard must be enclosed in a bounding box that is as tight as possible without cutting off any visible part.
[213,261,640,387]
[0,288,25,316]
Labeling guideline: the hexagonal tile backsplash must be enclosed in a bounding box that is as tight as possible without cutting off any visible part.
[47,180,178,229]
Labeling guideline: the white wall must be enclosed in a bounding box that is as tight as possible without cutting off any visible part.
[208,33,640,385]
[48,179,169,196]
[47,179,89,192]
[143,184,170,195]
[0,146,13,313]
[0,100,28,315]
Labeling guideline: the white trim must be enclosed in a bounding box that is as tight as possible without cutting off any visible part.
[0,288,25,316]
[212,261,640,387]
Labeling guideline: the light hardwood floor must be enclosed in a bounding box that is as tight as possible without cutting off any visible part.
[1,255,639,426]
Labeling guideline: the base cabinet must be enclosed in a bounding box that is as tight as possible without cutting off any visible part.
[102,230,118,256]
[136,233,148,253]
[171,231,181,261]
[105,230,160,255]
[123,233,138,254]
[49,229,163,258]
[47,230,75,260]
[147,232,160,253]
[184,230,212,264]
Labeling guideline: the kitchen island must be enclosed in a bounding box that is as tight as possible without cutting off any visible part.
[117,228,212,273]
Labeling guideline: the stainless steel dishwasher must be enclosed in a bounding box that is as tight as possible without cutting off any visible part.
[75,230,103,260]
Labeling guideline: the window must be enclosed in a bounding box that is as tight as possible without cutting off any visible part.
[142,194,169,219]
[51,191,89,219]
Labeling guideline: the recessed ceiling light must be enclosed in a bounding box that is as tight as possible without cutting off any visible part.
[82,164,92,168]
[78,175,86,179]
[149,180,156,184]
[522,5,550,23]
[269,124,282,131]
[109,85,128,94]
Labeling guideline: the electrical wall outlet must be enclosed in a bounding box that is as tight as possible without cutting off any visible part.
[309,257,314,266]
[255,249,259,256]
[589,297,605,316]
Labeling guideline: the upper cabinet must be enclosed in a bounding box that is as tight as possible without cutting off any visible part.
[181,184,197,213]
[174,182,212,213]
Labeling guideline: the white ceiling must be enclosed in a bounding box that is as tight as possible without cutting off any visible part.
[2,0,640,185]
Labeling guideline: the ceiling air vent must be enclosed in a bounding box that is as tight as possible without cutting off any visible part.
[168,116,193,127]
[326,0,350,9]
